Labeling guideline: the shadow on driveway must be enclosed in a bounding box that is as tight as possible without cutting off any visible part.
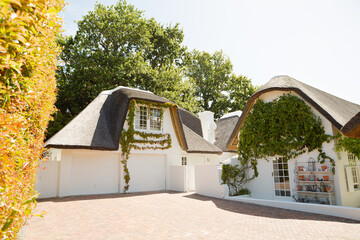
[183,193,360,224]
[37,190,178,203]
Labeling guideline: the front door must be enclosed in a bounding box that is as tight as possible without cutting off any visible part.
[273,157,291,197]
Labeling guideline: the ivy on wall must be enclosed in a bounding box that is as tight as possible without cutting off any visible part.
[119,99,173,192]
[238,94,334,179]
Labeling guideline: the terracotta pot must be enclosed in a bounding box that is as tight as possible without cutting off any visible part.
[298,166,303,171]
[326,187,331,192]
[323,176,329,181]
[305,177,309,181]
[321,166,327,171]
[315,177,318,181]
[299,176,304,181]
[297,186,301,191]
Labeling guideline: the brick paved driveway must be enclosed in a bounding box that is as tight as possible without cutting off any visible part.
[23,191,359,240]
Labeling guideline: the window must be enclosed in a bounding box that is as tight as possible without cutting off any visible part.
[182,157,187,166]
[273,157,291,197]
[134,106,162,132]
[346,154,360,191]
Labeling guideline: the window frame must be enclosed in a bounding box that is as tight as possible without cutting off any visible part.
[272,157,291,197]
[347,154,360,190]
[134,105,163,132]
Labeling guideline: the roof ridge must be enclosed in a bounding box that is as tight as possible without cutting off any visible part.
[100,86,153,95]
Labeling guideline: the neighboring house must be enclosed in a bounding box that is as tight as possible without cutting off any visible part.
[37,87,227,198]
[228,75,360,207]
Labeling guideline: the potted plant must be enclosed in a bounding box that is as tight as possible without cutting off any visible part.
[323,176,329,181]
[321,165,327,171]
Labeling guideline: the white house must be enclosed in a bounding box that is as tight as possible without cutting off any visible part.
[225,75,360,208]
[37,87,237,198]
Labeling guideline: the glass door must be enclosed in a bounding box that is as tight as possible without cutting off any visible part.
[273,158,291,197]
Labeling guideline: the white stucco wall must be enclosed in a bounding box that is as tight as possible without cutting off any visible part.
[194,165,226,198]
[169,166,186,192]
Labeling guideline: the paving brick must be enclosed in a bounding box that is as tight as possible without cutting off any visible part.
[23,191,360,239]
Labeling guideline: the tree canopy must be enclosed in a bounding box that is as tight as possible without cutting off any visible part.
[184,50,257,118]
[47,0,257,138]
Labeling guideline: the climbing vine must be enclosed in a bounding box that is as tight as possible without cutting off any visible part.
[119,99,173,192]
[238,94,334,179]
[335,135,360,159]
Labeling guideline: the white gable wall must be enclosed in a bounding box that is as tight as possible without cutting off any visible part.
[242,90,353,206]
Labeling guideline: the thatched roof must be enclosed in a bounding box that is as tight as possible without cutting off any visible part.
[45,87,222,154]
[226,75,360,150]
[214,115,240,152]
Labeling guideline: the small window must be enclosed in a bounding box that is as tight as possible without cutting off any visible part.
[134,106,162,132]
[182,157,187,166]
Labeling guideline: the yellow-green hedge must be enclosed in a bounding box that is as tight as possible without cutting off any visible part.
[0,0,64,238]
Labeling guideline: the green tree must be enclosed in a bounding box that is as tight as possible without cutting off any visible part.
[184,50,257,118]
[228,74,257,112]
[47,0,193,138]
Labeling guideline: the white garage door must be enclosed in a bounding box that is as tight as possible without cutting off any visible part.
[128,154,166,192]
[71,151,118,196]
[36,161,59,198]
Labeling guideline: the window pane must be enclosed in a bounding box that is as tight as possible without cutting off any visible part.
[150,108,161,131]
[135,106,147,130]
[139,106,147,129]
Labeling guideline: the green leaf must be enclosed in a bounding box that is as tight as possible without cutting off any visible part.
[22,194,39,205]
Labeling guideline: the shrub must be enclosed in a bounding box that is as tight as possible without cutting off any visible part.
[0,0,64,238]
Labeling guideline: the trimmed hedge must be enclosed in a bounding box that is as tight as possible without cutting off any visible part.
[0,0,64,238]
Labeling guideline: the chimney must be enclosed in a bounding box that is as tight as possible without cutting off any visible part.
[198,111,217,143]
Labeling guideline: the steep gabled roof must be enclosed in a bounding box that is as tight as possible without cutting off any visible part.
[226,75,360,150]
[45,87,222,154]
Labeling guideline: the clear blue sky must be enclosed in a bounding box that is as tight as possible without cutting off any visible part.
[61,0,360,104]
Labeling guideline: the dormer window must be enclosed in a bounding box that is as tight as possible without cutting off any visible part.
[134,105,162,132]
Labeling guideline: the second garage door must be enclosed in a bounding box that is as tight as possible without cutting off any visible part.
[128,154,166,192]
